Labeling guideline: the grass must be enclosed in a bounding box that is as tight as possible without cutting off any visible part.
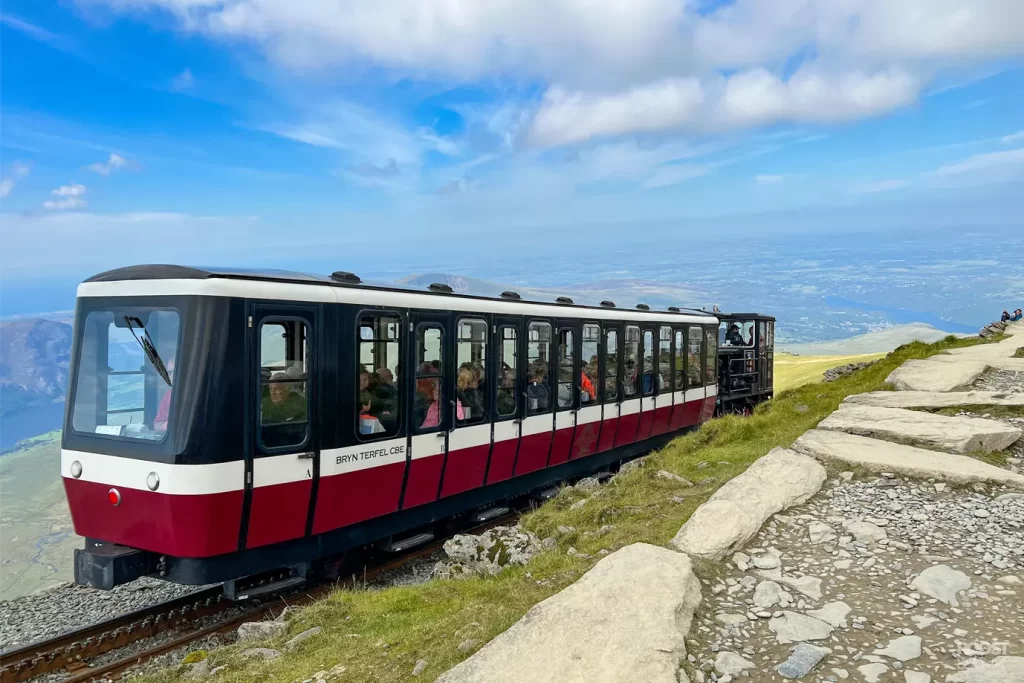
[773,352,885,393]
[136,334,996,683]
[1015,346,1024,358]
[919,405,1024,419]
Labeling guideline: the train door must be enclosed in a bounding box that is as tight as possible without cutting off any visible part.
[549,321,579,466]
[514,319,554,476]
[402,312,451,509]
[764,321,774,394]
[486,318,523,483]
[571,322,602,458]
[636,326,657,440]
[650,325,673,436]
[595,325,621,453]
[613,324,642,447]
[440,316,492,498]
[244,304,319,549]
[669,328,688,430]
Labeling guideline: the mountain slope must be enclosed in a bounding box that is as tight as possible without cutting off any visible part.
[0,319,73,417]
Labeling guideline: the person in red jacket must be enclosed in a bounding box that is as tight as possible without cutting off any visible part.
[153,359,175,433]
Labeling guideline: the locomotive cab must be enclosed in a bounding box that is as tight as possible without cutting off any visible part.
[715,313,775,415]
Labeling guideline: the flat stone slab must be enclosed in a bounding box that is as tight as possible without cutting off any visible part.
[986,357,1024,372]
[946,656,1024,682]
[669,448,826,560]
[886,359,989,392]
[435,543,702,683]
[792,429,1024,489]
[818,405,1022,454]
[844,391,1024,409]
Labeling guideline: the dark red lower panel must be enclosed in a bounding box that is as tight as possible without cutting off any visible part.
[613,413,640,448]
[571,421,601,459]
[247,479,312,549]
[650,406,672,437]
[64,478,243,558]
[636,410,655,441]
[700,396,717,422]
[514,432,552,476]
[596,416,618,453]
[679,400,703,428]
[548,426,574,467]
[440,444,491,498]
[312,461,405,534]
[403,455,444,509]
[486,439,518,484]
[669,403,687,431]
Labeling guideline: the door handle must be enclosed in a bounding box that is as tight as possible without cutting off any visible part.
[297,452,315,459]
[436,432,447,439]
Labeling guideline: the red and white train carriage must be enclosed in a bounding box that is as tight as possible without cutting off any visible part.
[62,265,723,590]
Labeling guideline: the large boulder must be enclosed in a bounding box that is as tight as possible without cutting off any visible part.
[792,430,1024,489]
[435,543,702,683]
[885,358,989,392]
[434,525,541,579]
[670,448,826,560]
[818,405,1022,453]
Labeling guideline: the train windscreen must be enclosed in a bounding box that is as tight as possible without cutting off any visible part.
[70,307,181,442]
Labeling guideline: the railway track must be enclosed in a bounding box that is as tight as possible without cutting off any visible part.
[0,512,518,683]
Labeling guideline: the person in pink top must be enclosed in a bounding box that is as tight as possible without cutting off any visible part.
[419,378,463,428]
[153,359,175,433]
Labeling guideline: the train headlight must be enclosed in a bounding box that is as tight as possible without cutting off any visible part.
[70,461,83,478]
[146,472,160,492]
[108,488,122,506]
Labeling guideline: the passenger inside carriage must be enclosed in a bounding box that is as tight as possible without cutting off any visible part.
[419,377,464,428]
[261,372,306,424]
[725,323,745,346]
[359,392,385,435]
[526,364,549,412]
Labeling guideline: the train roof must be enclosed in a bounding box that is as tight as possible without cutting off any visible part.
[79,265,722,325]
[716,311,777,321]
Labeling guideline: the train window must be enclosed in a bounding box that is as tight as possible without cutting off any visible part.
[673,329,685,391]
[497,326,518,417]
[356,314,400,438]
[71,308,180,441]
[641,329,655,396]
[556,328,575,409]
[456,318,488,425]
[705,328,718,385]
[687,326,703,389]
[526,321,551,415]
[724,320,755,347]
[259,321,309,449]
[623,325,640,397]
[659,326,672,395]
[581,324,599,404]
[758,321,767,350]
[767,321,775,349]
[603,328,619,402]
[415,326,446,431]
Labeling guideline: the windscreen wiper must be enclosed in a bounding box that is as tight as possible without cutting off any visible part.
[124,315,172,387]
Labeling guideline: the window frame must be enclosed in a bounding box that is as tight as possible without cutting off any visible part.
[705,325,718,386]
[413,322,447,435]
[581,322,601,407]
[354,310,403,442]
[658,325,672,396]
[257,315,313,454]
[555,326,576,411]
[673,327,686,392]
[526,319,553,416]
[603,326,620,404]
[495,323,520,420]
[641,327,656,397]
[623,324,641,398]
[686,325,704,390]
[454,315,489,426]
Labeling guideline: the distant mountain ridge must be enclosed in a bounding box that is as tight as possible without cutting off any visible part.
[0,319,73,418]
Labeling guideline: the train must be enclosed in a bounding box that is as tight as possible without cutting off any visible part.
[62,265,774,593]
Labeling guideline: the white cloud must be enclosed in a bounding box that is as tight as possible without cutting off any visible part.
[84,153,130,175]
[529,79,704,147]
[855,179,908,193]
[1002,131,1024,144]
[170,68,195,91]
[0,160,32,198]
[0,14,59,44]
[43,183,88,210]
[755,174,783,184]
[927,148,1024,177]
[529,66,920,146]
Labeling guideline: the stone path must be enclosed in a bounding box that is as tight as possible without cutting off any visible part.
[685,475,1024,683]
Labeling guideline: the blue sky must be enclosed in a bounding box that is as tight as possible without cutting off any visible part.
[1,0,1023,297]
